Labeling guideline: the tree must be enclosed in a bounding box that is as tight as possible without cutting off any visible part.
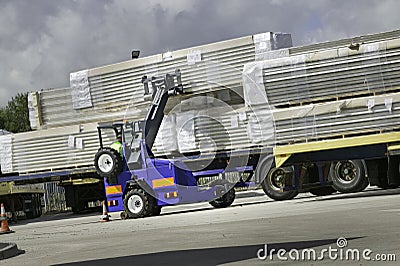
[0,108,5,129]
[0,93,31,133]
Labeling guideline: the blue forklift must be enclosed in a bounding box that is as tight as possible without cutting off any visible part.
[94,69,237,219]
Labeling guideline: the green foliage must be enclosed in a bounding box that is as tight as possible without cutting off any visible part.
[0,93,31,133]
[0,109,4,129]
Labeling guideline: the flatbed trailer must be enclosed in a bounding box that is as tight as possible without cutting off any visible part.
[270,131,400,193]
[0,181,44,220]
[0,167,105,218]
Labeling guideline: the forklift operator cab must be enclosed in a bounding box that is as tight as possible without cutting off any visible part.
[94,69,184,185]
[94,120,145,184]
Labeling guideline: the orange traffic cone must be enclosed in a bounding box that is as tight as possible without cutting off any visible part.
[0,203,14,234]
[101,201,110,222]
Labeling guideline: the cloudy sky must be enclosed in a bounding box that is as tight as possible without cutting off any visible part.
[0,0,399,107]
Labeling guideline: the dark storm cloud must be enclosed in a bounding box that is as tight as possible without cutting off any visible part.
[0,0,399,106]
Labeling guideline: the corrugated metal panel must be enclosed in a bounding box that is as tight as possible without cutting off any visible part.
[9,29,400,175]
[11,123,114,173]
[6,91,400,174]
[35,30,400,130]
[260,38,400,106]
[273,92,400,143]
[290,29,400,55]
[38,87,143,129]
[35,32,292,129]
[154,92,400,155]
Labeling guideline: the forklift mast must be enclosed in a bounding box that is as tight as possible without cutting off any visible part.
[141,69,183,151]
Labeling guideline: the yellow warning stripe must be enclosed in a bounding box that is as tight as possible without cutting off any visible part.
[152,177,175,188]
[105,185,122,195]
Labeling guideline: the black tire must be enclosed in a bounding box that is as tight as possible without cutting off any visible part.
[330,160,368,193]
[124,188,155,219]
[310,186,336,196]
[256,156,298,201]
[120,211,129,220]
[360,176,370,191]
[94,148,123,179]
[209,180,235,208]
[261,167,299,200]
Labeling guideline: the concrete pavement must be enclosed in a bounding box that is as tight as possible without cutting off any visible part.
[0,188,399,265]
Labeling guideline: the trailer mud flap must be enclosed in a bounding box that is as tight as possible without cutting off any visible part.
[366,157,400,187]
[365,158,387,186]
[388,156,400,185]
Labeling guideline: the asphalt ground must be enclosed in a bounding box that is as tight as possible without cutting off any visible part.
[1,187,399,265]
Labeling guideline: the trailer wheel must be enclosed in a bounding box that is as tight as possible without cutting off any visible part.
[261,166,299,200]
[256,155,298,200]
[330,160,368,193]
[209,180,235,208]
[124,188,155,218]
[94,148,123,179]
[309,186,336,196]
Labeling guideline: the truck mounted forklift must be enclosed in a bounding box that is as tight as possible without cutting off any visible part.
[94,69,238,219]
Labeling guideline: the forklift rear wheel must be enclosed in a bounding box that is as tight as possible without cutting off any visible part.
[124,188,155,218]
[94,148,123,179]
[120,211,129,220]
[209,180,235,208]
[330,160,368,193]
